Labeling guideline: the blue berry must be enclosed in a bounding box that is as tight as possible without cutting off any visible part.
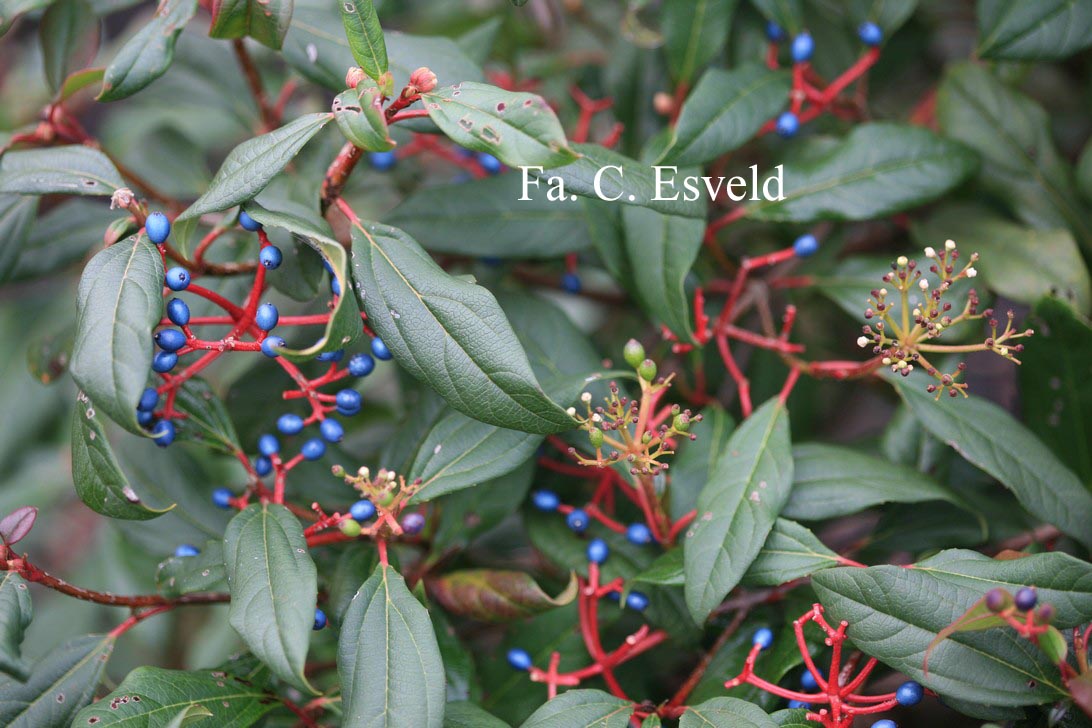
[277,414,304,435]
[800,668,823,691]
[336,389,362,411]
[895,680,923,706]
[1014,586,1037,611]
[586,538,610,564]
[258,434,279,456]
[155,329,186,352]
[371,338,392,361]
[212,487,234,509]
[165,267,190,291]
[787,700,810,710]
[255,456,272,476]
[145,212,171,245]
[255,302,279,331]
[260,245,282,270]
[239,210,262,231]
[793,233,819,258]
[858,21,883,46]
[401,512,426,535]
[320,418,344,442]
[369,151,397,171]
[137,410,155,427]
[174,544,199,558]
[301,438,326,460]
[625,591,649,611]
[151,419,175,447]
[560,272,581,294]
[348,353,375,377]
[138,387,159,412]
[316,349,344,362]
[313,608,327,630]
[752,627,774,650]
[322,258,334,275]
[606,590,620,602]
[791,32,814,63]
[507,648,532,671]
[166,298,190,326]
[871,721,896,728]
[349,499,376,522]
[261,336,285,358]
[566,508,589,533]
[531,489,560,511]
[477,152,502,175]
[330,276,341,296]
[765,20,786,42]
[337,402,362,417]
[152,351,178,373]
[626,523,652,545]
[776,111,800,138]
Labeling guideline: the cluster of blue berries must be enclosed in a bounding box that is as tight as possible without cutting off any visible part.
[369,148,502,176]
[532,489,653,549]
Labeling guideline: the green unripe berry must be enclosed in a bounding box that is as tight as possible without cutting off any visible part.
[638,359,657,382]
[623,339,645,369]
[379,491,396,507]
[339,518,362,537]
[673,414,690,432]
[641,432,652,444]
[589,428,604,448]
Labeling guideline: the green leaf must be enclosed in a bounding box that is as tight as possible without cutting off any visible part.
[684,399,792,623]
[669,404,734,517]
[621,205,704,342]
[498,291,603,386]
[0,194,38,283]
[339,0,386,81]
[430,460,534,553]
[156,539,226,597]
[662,0,737,84]
[659,64,790,166]
[1020,297,1092,483]
[977,0,1092,60]
[338,563,446,728]
[633,548,685,587]
[384,174,592,259]
[1,0,54,36]
[242,204,362,360]
[911,203,1091,314]
[845,0,919,34]
[178,113,333,220]
[72,658,277,727]
[70,234,163,433]
[0,145,125,196]
[749,0,803,34]
[426,570,577,622]
[71,395,174,520]
[679,697,777,728]
[518,689,633,728]
[894,376,1092,549]
[172,378,241,455]
[223,503,317,694]
[0,634,115,727]
[936,62,1092,252]
[0,573,31,680]
[422,82,578,169]
[444,701,510,728]
[332,84,395,151]
[59,66,104,100]
[98,0,198,101]
[208,0,292,49]
[784,443,974,522]
[812,549,1092,706]
[39,0,96,92]
[741,518,841,587]
[347,219,574,434]
[744,123,978,222]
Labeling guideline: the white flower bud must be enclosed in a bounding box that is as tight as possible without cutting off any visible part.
[591,413,602,423]
[879,288,888,297]
[566,407,576,417]
[882,357,892,365]
[580,392,592,403]
[999,346,1009,356]
[357,466,370,479]
[945,239,956,250]
[924,246,936,258]
[966,267,977,278]
[919,279,929,290]
[896,256,908,266]
[857,336,870,348]
[897,360,908,369]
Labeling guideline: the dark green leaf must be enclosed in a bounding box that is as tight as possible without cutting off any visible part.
[223,503,317,694]
[684,398,793,623]
[338,563,446,728]
[518,689,633,728]
[662,0,737,84]
[0,573,31,680]
[0,146,125,196]
[633,548,685,587]
[332,84,395,151]
[669,404,734,517]
[179,113,333,220]
[0,634,115,727]
[659,64,790,166]
[347,219,574,434]
[977,0,1092,60]
[445,701,510,728]
[430,460,534,553]
[71,394,174,519]
[58,65,104,100]
[26,322,74,385]
[172,378,241,454]
[39,0,96,92]
[812,549,1092,706]
[744,123,978,222]
[741,518,841,586]
[426,570,577,622]
[384,174,592,259]
[208,0,292,49]
[894,376,1092,549]
[339,0,386,80]
[12,198,121,282]
[156,539,226,597]
[422,82,578,169]
[749,0,803,34]
[679,697,777,728]
[98,0,198,101]
[0,194,38,283]
[70,234,163,433]
[1,0,54,36]
[845,0,918,34]
[498,291,603,387]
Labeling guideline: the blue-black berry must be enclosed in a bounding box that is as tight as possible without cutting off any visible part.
[255,456,272,476]
[776,111,799,138]
[165,267,190,291]
[277,414,304,435]
[319,418,344,442]
[787,700,810,710]
[561,272,581,294]
[371,338,392,361]
[152,419,175,447]
[800,669,822,691]
[145,212,171,245]
[212,487,234,509]
[477,152,502,175]
[566,508,589,533]
[871,721,896,728]
[301,438,326,460]
[348,353,375,377]
[626,523,652,545]
[259,245,282,270]
[752,627,774,650]
[791,32,814,63]
[336,389,362,411]
[152,351,178,373]
[174,544,199,558]
[155,329,186,352]
[261,336,285,358]
[586,538,609,564]
[369,151,397,171]
[258,433,279,456]
[625,591,649,611]
[239,210,262,231]
[793,234,819,258]
[349,499,376,522]
[765,20,786,42]
[255,302,279,331]
[313,608,327,630]
[166,298,190,326]
[895,680,923,706]
[138,387,159,412]
[858,21,883,46]
[401,512,426,535]
[316,349,344,362]
[532,490,560,511]
[1014,587,1037,612]
[137,410,155,427]
[507,647,533,671]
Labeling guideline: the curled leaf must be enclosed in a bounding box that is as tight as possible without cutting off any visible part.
[426,569,577,622]
[0,507,37,546]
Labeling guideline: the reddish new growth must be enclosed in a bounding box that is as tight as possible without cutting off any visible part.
[726,604,915,728]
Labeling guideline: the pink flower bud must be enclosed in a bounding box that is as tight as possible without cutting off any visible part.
[345,67,366,89]
[409,67,437,94]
